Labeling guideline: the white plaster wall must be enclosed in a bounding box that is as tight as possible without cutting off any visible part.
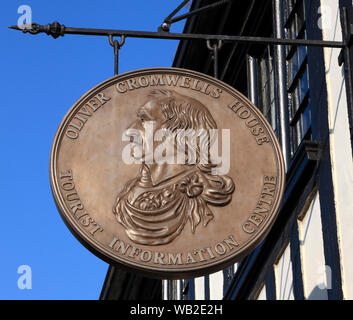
[209,271,224,300]
[321,0,353,299]
[194,276,205,300]
[274,244,294,300]
[298,192,328,299]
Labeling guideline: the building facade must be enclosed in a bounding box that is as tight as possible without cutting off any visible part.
[101,0,353,300]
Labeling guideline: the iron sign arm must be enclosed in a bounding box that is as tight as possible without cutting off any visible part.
[8,22,344,48]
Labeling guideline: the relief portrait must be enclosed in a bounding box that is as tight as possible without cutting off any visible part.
[113,89,235,245]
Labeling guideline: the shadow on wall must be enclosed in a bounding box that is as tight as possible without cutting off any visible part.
[307,285,328,300]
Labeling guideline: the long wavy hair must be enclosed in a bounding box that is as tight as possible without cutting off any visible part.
[147,89,235,207]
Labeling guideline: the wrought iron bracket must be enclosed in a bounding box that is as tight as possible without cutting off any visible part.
[158,0,231,33]
[158,0,190,32]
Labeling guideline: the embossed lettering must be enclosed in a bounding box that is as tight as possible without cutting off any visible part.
[168,253,183,265]
[256,136,270,145]
[237,108,251,119]
[96,92,111,105]
[214,243,226,255]
[115,240,131,255]
[165,75,180,86]
[66,92,111,140]
[116,82,127,93]
[193,249,207,262]
[210,87,222,98]
[114,75,222,99]
[205,247,216,259]
[200,82,210,95]
[248,214,263,227]
[78,105,92,117]
[140,250,152,262]
[154,252,166,264]
[60,170,104,236]
[245,117,259,128]
[61,181,74,191]
[65,190,79,202]
[65,128,79,139]
[138,76,149,88]
[129,246,141,258]
[79,213,91,227]
[108,236,119,249]
[185,252,197,264]
[60,170,73,179]
[69,199,84,213]
[190,79,201,91]
[223,235,239,250]
[127,78,140,90]
[106,235,240,265]
[243,222,255,234]
[74,114,88,124]
[69,119,84,132]
[242,176,277,234]
[228,100,269,145]
[149,75,165,86]
[88,224,103,236]
[86,99,101,112]
[179,76,191,88]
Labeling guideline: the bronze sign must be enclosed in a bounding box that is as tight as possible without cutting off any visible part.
[50,68,285,278]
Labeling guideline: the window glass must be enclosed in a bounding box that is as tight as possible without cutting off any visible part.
[257,46,278,135]
[285,0,311,156]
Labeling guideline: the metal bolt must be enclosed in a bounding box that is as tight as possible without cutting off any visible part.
[161,22,170,32]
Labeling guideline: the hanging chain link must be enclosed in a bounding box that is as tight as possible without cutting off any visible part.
[108,35,125,75]
[206,40,222,79]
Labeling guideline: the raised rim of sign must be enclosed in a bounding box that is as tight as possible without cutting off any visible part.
[50,67,285,279]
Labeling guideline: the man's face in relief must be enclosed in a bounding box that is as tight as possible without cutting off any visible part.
[124,99,166,163]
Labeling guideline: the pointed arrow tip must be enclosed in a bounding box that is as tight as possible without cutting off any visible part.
[8,25,20,30]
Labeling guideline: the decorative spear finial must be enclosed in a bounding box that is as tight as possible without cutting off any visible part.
[8,25,20,30]
[8,21,65,39]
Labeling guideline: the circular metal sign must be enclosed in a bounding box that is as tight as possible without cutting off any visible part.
[50,67,285,279]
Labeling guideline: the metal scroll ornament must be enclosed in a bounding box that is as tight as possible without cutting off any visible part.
[50,68,285,279]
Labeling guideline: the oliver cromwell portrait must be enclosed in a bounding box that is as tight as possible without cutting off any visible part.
[113,89,235,245]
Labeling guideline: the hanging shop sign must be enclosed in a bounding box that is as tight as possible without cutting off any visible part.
[50,67,285,278]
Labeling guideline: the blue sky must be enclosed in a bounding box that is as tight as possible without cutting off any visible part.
[1,0,187,300]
